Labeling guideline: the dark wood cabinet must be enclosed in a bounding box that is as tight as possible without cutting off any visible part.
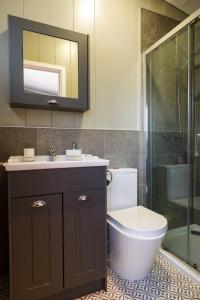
[64,189,106,290]
[7,167,107,300]
[11,194,63,300]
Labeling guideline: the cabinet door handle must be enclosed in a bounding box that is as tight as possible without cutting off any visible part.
[79,195,88,201]
[48,99,59,105]
[31,200,46,208]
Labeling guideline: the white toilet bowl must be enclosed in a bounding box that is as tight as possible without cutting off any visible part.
[107,206,167,281]
[107,168,168,281]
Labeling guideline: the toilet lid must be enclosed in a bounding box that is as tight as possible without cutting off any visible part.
[107,206,168,238]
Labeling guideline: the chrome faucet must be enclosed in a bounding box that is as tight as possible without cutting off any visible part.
[49,146,56,161]
[72,143,77,149]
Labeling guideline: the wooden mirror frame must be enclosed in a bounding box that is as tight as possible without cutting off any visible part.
[9,15,89,112]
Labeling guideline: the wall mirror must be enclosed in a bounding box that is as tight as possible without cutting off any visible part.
[9,15,89,112]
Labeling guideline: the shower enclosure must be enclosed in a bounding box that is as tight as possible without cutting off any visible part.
[145,10,200,271]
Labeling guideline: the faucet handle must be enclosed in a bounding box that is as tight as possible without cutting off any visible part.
[49,146,56,156]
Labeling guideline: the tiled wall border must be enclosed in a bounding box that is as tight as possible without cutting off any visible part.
[0,126,147,205]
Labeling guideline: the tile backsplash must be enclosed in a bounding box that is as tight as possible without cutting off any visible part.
[141,8,181,52]
[0,127,146,203]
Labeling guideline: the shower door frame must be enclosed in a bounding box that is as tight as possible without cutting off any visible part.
[143,8,200,132]
[143,9,200,268]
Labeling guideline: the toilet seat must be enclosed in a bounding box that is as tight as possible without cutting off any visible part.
[107,206,167,238]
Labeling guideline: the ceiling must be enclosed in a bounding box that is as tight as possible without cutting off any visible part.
[165,0,200,14]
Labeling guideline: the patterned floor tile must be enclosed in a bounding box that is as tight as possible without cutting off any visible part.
[0,256,199,300]
[76,256,200,300]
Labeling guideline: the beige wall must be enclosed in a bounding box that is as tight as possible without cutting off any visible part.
[0,0,186,130]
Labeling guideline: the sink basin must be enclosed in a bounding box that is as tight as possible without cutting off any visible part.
[4,155,109,171]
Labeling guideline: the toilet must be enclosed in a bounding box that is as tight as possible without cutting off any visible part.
[107,168,168,281]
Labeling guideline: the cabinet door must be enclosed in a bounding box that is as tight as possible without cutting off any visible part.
[64,189,106,290]
[11,194,63,300]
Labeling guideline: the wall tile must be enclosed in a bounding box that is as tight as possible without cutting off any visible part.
[77,129,104,156]
[123,155,145,185]
[37,128,79,155]
[121,155,140,169]
[155,14,179,40]
[149,0,164,15]
[163,2,187,22]
[104,154,145,186]
[0,127,37,160]
[0,127,145,174]
[138,183,147,206]
[151,182,188,229]
[141,8,181,52]
[37,128,104,157]
[150,154,183,183]
[104,156,123,168]
[151,131,187,156]
[141,9,156,43]
[104,130,140,156]
[141,38,155,52]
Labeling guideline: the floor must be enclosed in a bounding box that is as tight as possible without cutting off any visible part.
[164,224,200,271]
[76,255,200,300]
[1,255,200,300]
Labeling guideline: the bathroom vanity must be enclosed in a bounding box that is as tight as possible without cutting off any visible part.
[4,156,109,300]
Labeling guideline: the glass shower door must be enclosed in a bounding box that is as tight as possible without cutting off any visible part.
[191,19,200,271]
[146,27,190,262]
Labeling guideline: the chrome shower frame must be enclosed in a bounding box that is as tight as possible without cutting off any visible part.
[142,8,200,268]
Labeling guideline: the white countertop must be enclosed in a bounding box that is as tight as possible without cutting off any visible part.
[3,155,109,171]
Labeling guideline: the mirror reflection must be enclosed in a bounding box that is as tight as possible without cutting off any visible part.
[23,30,79,99]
